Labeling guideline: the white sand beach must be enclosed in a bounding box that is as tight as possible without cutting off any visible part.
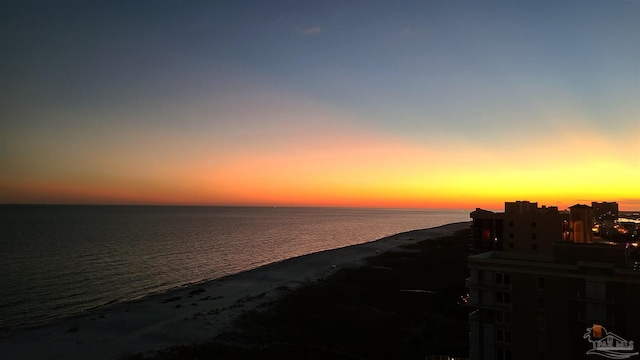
[0,222,469,360]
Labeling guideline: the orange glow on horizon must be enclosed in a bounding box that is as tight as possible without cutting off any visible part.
[2,181,638,213]
[1,111,638,211]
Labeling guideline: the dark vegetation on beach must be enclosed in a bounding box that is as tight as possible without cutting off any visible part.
[126,228,471,360]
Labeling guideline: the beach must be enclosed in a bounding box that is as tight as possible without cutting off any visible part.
[0,222,470,360]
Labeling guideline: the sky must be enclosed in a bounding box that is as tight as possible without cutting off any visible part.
[1,0,639,211]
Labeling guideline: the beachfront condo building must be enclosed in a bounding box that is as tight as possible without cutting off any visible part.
[470,201,569,255]
[467,201,640,360]
[592,201,620,223]
[569,204,594,244]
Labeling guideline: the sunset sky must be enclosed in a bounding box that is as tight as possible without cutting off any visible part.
[1,1,639,210]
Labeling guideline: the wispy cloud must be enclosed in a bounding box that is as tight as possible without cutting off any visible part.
[399,26,413,35]
[300,26,322,35]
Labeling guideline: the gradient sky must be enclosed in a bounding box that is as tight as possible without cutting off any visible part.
[1,1,639,210]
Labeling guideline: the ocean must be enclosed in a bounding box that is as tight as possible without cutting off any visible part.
[0,205,470,330]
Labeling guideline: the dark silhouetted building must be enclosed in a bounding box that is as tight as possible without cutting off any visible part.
[471,208,505,254]
[467,201,640,360]
[503,201,568,254]
[592,201,619,223]
[470,201,569,255]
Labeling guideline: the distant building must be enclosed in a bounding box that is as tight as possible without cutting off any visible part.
[592,201,619,223]
[593,202,620,239]
[467,201,640,360]
[503,201,568,254]
[470,208,504,254]
[570,204,594,244]
[470,201,569,255]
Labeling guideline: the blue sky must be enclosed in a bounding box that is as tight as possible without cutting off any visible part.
[1,1,639,208]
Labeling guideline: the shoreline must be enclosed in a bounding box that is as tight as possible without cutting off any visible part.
[0,221,470,360]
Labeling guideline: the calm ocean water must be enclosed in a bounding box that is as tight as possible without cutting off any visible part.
[0,205,469,330]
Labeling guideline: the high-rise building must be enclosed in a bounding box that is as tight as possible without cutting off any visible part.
[467,201,640,360]
[592,202,619,223]
[503,201,568,254]
[570,204,594,244]
[470,201,569,255]
[470,208,505,254]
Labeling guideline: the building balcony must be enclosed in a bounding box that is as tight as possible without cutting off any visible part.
[469,309,479,324]
[466,279,511,291]
[576,291,614,304]
[467,299,511,311]
[577,312,615,326]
